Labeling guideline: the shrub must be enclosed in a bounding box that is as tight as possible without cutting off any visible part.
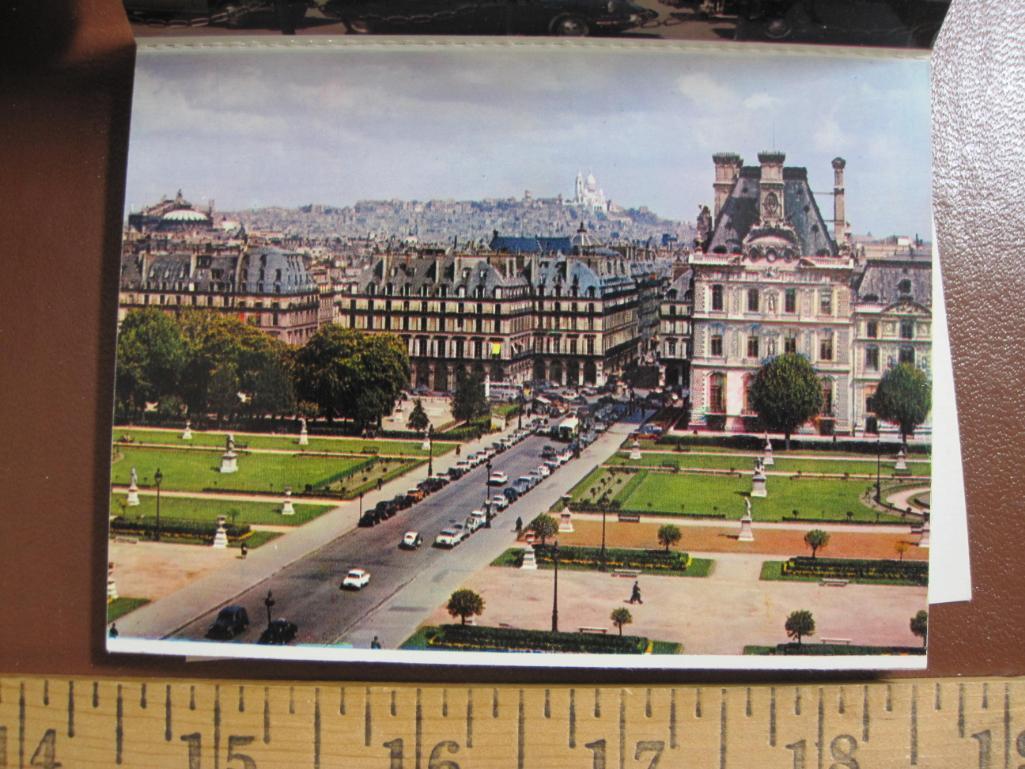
[110,516,251,543]
[781,557,927,585]
[425,624,649,654]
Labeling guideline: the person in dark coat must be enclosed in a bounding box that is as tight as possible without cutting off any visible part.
[629,580,643,604]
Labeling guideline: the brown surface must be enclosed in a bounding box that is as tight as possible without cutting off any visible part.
[0,0,1022,682]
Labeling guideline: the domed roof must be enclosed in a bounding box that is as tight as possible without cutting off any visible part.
[162,207,209,223]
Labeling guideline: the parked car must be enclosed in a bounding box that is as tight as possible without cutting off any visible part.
[488,471,508,485]
[400,531,423,549]
[434,528,465,548]
[257,619,298,645]
[358,512,379,528]
[123,0,309,33]
[541,445,557,459]
[392,494,413,510]
[466,511,487,532]
[536,464,551,478]
[502,486,521,502]
[447,466,467,480]
[406,487,426,503]
[205,605,249,640]
[341,568,371,590]
[491,494,510,511]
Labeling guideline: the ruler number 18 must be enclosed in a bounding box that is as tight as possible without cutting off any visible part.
[786,735,859,769]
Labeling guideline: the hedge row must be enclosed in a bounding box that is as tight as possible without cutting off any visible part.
[531,545,691,572]
[653,433,930,455]
[110,516,251,543]
[424,624,649,654]
[783,557,927,585]
[750,643,925,656]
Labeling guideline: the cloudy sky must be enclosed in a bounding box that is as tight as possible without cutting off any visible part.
[127,44,931,236]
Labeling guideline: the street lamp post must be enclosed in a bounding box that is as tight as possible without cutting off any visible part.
[427,426,434,477]
[875,438,882,504]
[551,540,560,633]
[484,459,492,528]
[359,491,364,519]
[599,505,607,572]
[264,590,275,628]
[153,468,163,542]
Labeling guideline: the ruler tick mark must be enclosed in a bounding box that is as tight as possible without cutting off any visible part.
[619,690,626,769]
[189,686,196,711]
[885,685,892,712]
[43,681,49,707]
[670,689,678,749]
[1004,684,1011,769]
[93,682,100,709]
[339,687,346,716]
[493,688,499,719]
[594,688,601,718]
[645,689,652,718]
[517,690,526,769]
[390,690,397,717]
[983,683,990,709]
[415,689,423,769]
[934,683,941,711]
[263,687,270,745]
[116,684,124,765]
[719,689,727,769]
[746,688,752,717]
[794,688,801,716]
[442,689,448,718]
[696,688,703,718]
[238,686,245,713]
[465,689,473,748]
[289,687,295,715]
[861,685,870,742]
[769,688,776,747]
[19,683,25,769]
[544,689,551,719]
[838,688,845,714]
[140,684,147,710]
[67,681,75,738]
[313,688,321,769]
[164,685,172,741]
[569,689,576,748]
[910,685,918,766]
[214,685,221,769]
[365,688,373,748]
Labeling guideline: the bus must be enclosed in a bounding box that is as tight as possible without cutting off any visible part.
[554,416,580,442]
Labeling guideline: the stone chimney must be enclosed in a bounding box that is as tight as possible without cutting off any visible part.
[712,153,743,219]
[757,151,786,226]
[832,157,846,242]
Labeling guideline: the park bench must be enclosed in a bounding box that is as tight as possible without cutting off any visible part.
[820,637,852,645]
[579,626,608,635]
[820,578,849,587]
[612,568,642,578]
[618,513,641,523]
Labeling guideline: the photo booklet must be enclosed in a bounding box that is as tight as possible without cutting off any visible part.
[105,37,949,669]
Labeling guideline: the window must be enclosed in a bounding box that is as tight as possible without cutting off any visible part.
[900,319,914,339]
[867,320,878,338]
[899,346,915,365]
[898,278,912,296]
[747,336,759,359]
[743,377,754,413]
[709,373,725,413]
[711,334,723,356]
[821,380,833,415]
[784,335,797,354]
[819,332,833,361]
[819,290,833,316]
[747,288,759,312]
[784,288,797,314]
[711,285,724,311]
[866,346,879,371]
[667,339,677,357]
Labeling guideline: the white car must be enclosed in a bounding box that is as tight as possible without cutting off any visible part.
[400,531,423,550]
[536,464,551,478]
[341,568,371,590]
[467,510,487,531]
[488,471,508,485]
[558,451,573,464]
[434,528,465,548]
[491,494,509,510]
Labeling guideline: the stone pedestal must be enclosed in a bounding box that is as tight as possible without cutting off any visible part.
[212,516,229,549]
[281,489,295,516]
[520,545,538,570]
[894,446,908,472]
[559,510,574,533]
[126,482,140,507]
[751,469,767,498]
[181,419,193,440]
[763,436,774,466]
[738,512,755,542]
[220,448,238,474]
[298,418,309,447]
[629,439,641,461]
[107,563,118,602]
[918,517,930,548]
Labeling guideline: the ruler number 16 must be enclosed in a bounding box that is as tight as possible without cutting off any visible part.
[786,735,859,769]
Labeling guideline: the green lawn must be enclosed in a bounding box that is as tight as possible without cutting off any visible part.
[109,494,334,526]
[607,452,930,477]
[110,446,415,496]
[107,597,149,622]
[650,640,684,655]
[113,427,456,457]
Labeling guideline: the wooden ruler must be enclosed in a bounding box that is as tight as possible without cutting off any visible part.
[1,676,1022,769]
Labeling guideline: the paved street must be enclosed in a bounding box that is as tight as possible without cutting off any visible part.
[159,415,642,648]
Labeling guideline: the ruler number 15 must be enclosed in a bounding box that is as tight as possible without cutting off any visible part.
[786,735,859,769]
[181,733,257,769]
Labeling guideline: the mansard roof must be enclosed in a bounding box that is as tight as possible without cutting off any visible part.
[489,233,573,254]
[853,257,932,308]
[709,165,836,257]
[120,246,315,295]
[363,254,530,295]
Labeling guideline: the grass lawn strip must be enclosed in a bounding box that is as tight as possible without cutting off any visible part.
[109,494,333,526]
[759,560,925,586]
[114,426,456,457]
[111,446,417,497]
[107,597,149,623]
[607,452,931,477]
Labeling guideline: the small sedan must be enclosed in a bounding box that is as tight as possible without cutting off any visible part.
[488,471,508,485]
[536,464,551,478]
[491,494,509,511]
[258,619,298,645]
[341,568,371,590]
[400,531,423,549]
[434,528,465,548]
[205,605,249,640]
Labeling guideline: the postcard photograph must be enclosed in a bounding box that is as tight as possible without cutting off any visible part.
[107,42,934,668]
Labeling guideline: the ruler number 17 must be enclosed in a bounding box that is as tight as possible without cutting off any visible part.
[786,735,859,769]
[585,739,665,769]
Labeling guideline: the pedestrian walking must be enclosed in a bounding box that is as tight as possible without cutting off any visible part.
[377,479,383,491]
[515,516,522,532]
[240,542,249,560]
[109,623,119,638]
[629,580,643,605]
[370,636,382,649]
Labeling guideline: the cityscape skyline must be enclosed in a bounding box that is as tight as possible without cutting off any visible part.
[126,46,932,238]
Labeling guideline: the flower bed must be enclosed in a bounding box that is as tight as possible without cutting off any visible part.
[420,624,650,654]
[782,556,927,585]
[532,544,691,573]
[110,516,252,544]
[745,643,925,656]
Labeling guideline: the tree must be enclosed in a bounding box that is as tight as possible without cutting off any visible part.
[446,589,485,625]
[749,353,823,449]
[114,308,187,417]
[610,608,633,636]
[529,514,559,545]
[657,524,682,553]
[247,342,296,421]
[803,529,830,559]
[207,362,241,423]
[407,399,430,433]
[785,609,815,646]
[910,610,928,647]
[869,363,931,443]
[452,368,488,423]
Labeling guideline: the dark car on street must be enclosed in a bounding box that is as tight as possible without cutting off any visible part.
[358,512,379,527]
[320,0,657,35]
[257,619,298,645]
[123,0,309,32]
[205,605,249,640]
[502,486,521,502]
